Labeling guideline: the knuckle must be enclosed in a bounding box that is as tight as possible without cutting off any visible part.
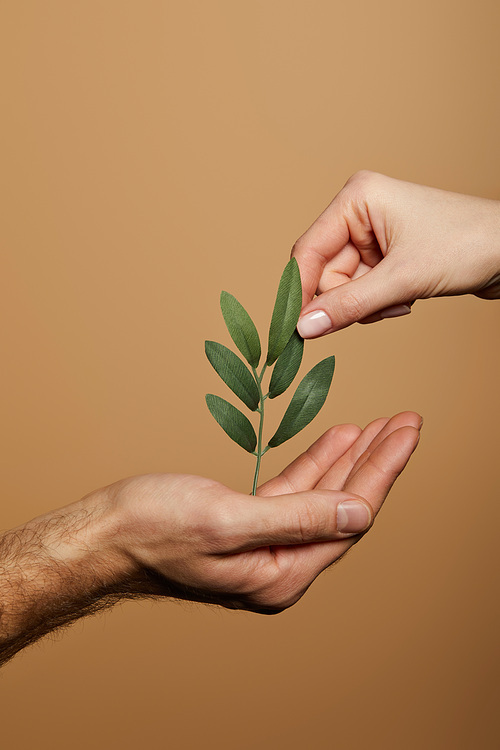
[291,234,307,258]
[297,500,325,543]
[334,289,366,323]
[346,169,377,191]
[304,445,325,475]
[335,423,362,444]
[197,501,237,551]
[365,454,395,485]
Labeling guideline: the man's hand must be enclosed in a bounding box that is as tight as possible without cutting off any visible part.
[0,411,421,665]
[110,411,420,613]
[293,171,500,338]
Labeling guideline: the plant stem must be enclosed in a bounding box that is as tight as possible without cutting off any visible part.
[252,364,268,495]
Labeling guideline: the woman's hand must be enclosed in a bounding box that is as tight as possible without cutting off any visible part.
[293,171,500,338]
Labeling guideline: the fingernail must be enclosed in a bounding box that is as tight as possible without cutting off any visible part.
[297,310,333,338]
[380,304,412,319]
[337,500,372,534]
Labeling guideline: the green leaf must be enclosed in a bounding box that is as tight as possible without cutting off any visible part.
[220,292,261,368]
[267,258,302,366]
[268,356,335,447]
[268,330,304,399]
[205,394,257,453]
[205,341,260,411]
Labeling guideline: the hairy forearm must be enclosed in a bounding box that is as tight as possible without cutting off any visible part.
[0,478,232,667]
[0,491,129,667]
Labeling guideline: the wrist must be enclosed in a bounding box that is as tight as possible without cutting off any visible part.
[84,476,177,598]
[465,197,500,297]
[66,485,138,595]
[6,487,134,603]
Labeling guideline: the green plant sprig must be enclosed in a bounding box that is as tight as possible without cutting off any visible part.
[205,258,335,495]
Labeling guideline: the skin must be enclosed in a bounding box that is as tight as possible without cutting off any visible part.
[293,171,500,338]
[0,411,421,666]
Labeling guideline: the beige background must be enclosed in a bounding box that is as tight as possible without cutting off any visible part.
[1,2,499,748]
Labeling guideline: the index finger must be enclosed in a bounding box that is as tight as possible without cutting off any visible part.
[292,200,350,305]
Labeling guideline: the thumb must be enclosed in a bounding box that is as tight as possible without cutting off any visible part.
[297,262,412,337]
[237,490,373,550]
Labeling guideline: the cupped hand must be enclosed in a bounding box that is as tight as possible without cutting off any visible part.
[293,171,500,338]
[107,412,421,614]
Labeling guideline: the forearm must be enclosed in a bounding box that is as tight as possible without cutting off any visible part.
[0,490,128,667]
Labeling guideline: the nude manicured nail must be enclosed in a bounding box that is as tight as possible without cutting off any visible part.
[337,501,372,534]
[297,310,332,338]
[380,304,412,319]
